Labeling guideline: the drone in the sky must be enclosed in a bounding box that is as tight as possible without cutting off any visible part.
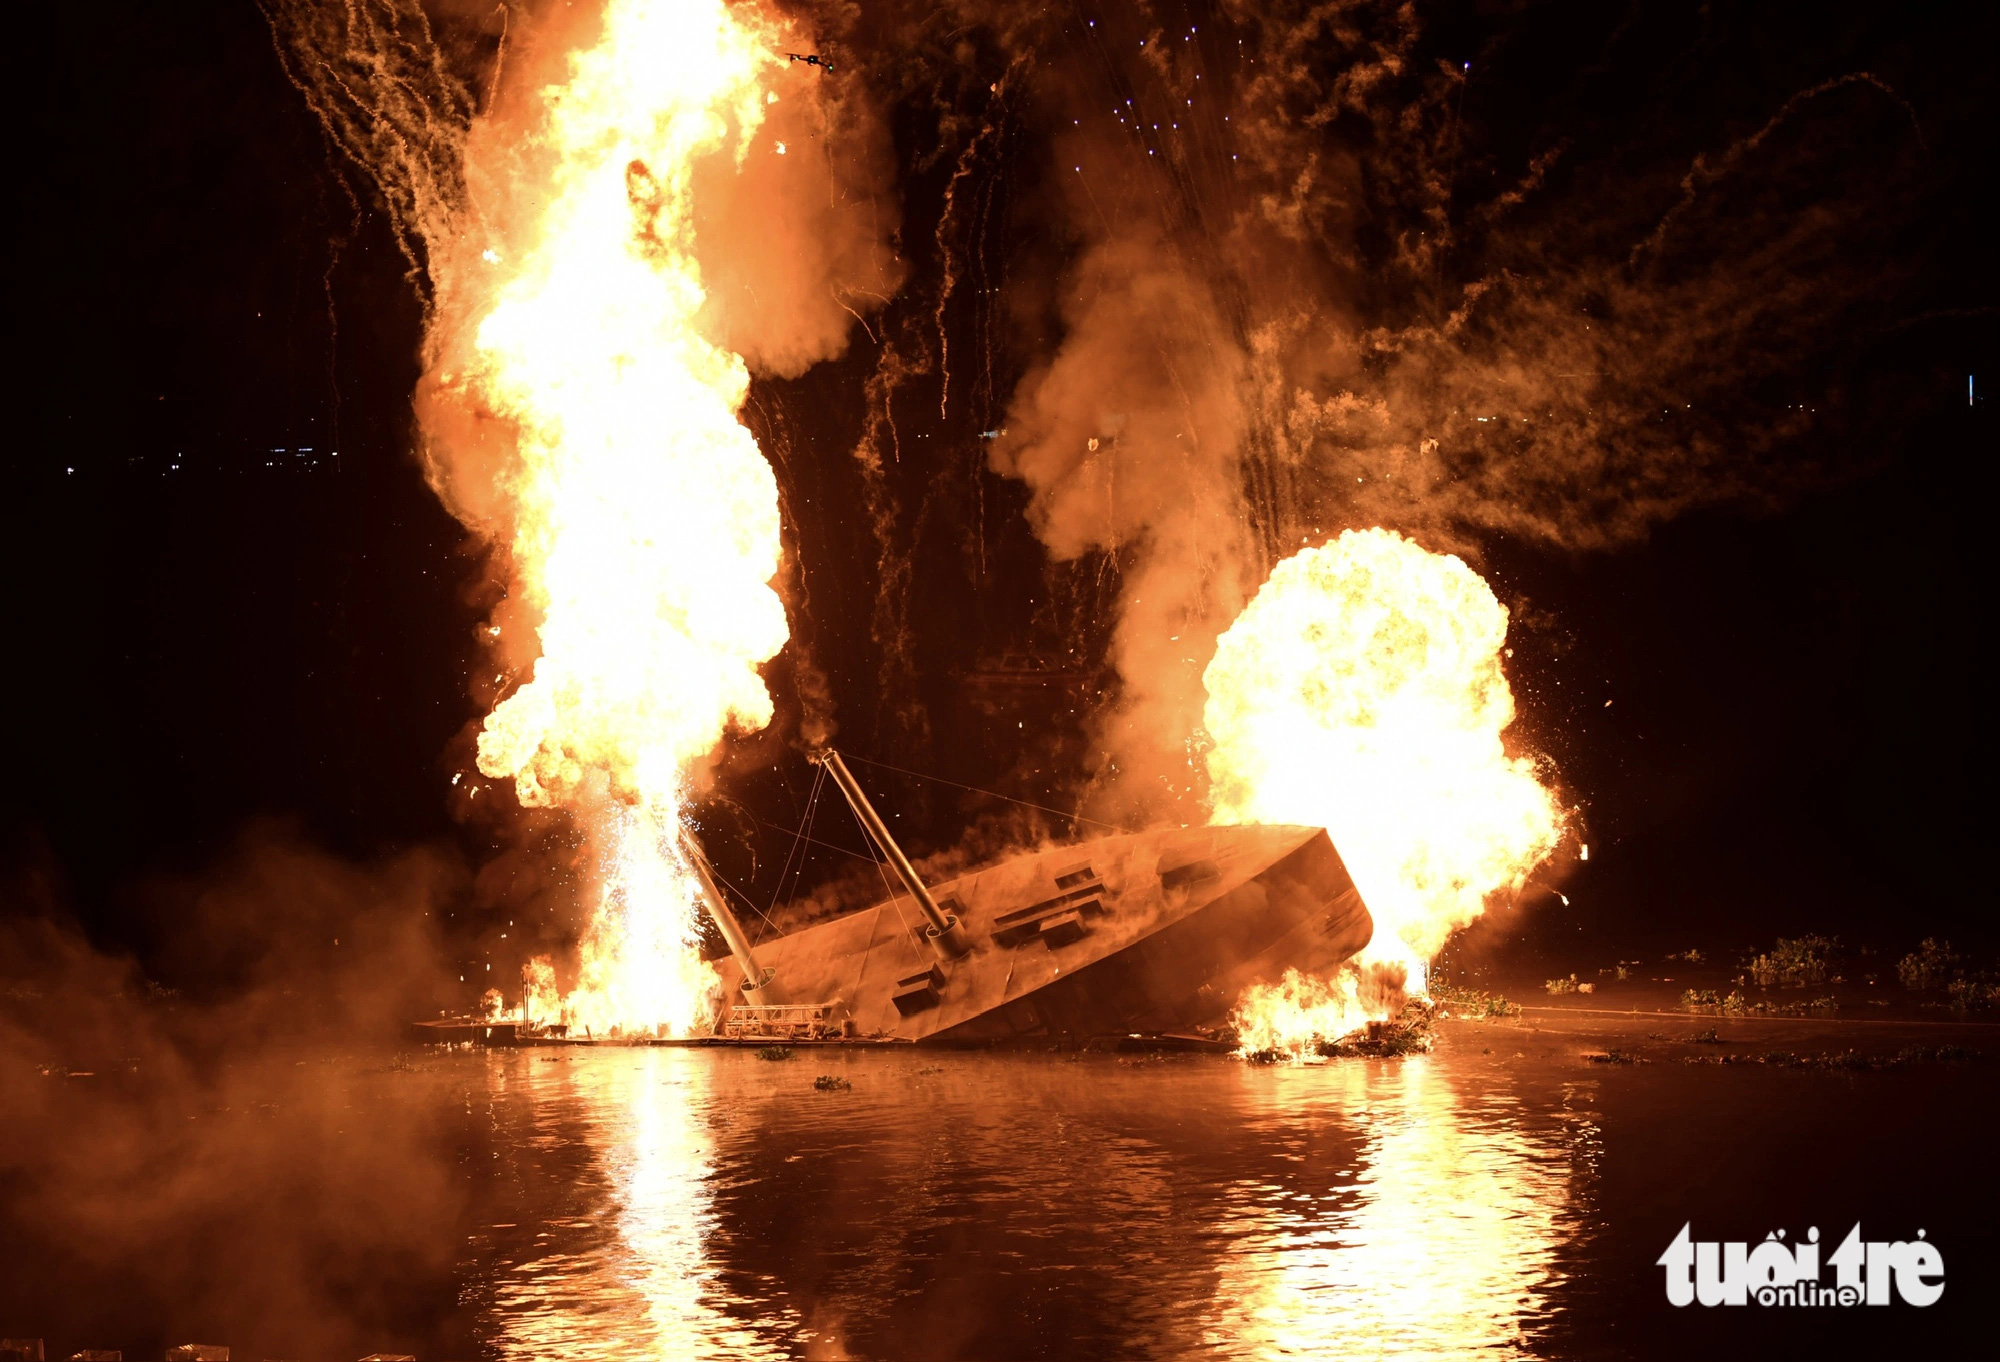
[786,52,834,72]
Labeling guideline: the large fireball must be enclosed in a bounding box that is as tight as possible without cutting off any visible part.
[1205,529,1565,999]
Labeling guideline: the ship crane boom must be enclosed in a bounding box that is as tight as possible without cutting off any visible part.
[680,830,776,997]
[813,748,971,960]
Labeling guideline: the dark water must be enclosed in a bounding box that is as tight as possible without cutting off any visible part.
[9,1014,1997,1359]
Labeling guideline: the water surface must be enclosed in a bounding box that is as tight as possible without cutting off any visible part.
[10,1016,1995,1359]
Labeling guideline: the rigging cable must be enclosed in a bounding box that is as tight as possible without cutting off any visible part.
[839,750,1138,834]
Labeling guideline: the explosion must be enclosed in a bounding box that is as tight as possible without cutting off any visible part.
[440,0,793,1036]
[1207,529,1566,1055]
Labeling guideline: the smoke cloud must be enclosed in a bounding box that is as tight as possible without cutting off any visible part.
[990,228,1255,817]
[917,0,1939,819]
[0,824,465,1357]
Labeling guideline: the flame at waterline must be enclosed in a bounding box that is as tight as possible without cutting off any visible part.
[1207,530,1565,1052]
[451,0,790,1035]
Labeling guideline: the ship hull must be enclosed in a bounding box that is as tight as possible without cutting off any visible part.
[716,823,1372,1043]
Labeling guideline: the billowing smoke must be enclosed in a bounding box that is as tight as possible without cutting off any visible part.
[990,229,1255,816]
[0,825,464,1354]
[927,0,1934,824]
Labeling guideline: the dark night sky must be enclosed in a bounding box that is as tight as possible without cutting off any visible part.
[6,0,1995,984]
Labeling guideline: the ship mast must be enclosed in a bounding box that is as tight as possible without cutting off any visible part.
[813,749,971,960]
[680,830,776,997]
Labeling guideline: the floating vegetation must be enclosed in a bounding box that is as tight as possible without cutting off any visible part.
[1584,1049,1640,1064]
[1897,938,1962,991]
[1665,948,1705,963]
[1545,975,1580,996]
[1947,979,2000,1016]
[755,1046,793,1061]
[1682,1045,1982,1071]
[1430,984,1521,1018]
[813,1074,851,1091]
[1746,934,1837,988]
[1680,990,1836,1018]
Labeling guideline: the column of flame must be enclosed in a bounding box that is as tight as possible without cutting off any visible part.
[1205,529,1565,1053]
[454,0,788,1036]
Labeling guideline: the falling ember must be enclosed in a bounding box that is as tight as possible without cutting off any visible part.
[441,0,792,1035]
[1206,530,1565,1054]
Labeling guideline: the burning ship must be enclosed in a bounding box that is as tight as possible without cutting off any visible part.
[425,750,1373,1047]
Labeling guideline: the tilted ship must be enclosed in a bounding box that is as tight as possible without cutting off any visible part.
[423,749,1374,1046]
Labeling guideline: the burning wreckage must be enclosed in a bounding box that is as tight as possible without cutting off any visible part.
[420,750,1375,1049]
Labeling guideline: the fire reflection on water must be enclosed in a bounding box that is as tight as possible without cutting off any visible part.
[471,1050,1594,1360]
[1200,1060,1593,1358]
[485,1053,796,1361]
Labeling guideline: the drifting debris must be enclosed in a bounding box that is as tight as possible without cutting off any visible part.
[813,1074,851,1091]
[1320,1000,1436,1058]
[165,1349,229,1362]
[1665,948,1705,963]
[755,1046,793,1061]
[1317,1016,1434,1059]
[1584,1049,1641,1064]
[1545,974,1580,995]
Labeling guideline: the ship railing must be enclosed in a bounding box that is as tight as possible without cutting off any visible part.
[724,1000,849,1041]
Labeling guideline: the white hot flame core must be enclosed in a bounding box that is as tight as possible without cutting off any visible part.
[459,0,789,1036]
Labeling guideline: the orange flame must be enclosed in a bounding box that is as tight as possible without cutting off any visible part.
[520,956,561,1029]
[1207,529,1564,1054]
[1228,968,1370,1057]
[448,0,791,1036]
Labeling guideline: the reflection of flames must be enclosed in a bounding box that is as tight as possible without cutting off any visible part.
[445,0,789,1035]
[1203,1059,1583,1355]
[1208,530,1564,1056]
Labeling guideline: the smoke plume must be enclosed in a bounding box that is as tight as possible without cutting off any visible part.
[0,824,464,1356]
[900,0,1940,820]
